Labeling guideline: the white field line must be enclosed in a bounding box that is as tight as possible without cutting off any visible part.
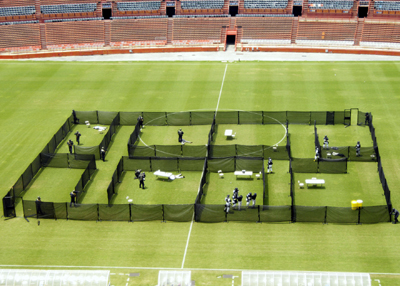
[215,64,228,115]
[0,265,399,276]
[181,64,228,269]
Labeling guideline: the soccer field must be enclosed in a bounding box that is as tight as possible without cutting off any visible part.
[1,61,400,285]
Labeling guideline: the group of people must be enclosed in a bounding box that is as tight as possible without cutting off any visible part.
[224,188,257,214]
[135,169,146,189]
[314,135,361,160]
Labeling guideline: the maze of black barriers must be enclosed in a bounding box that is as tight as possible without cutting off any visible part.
[3,110,392,224]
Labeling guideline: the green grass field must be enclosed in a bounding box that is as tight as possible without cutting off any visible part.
[1,61,400,285]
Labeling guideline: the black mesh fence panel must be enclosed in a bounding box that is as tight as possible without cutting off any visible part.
[321,147,349,159]
[182,145,207,157]
[191,111,215,125]
[74,178,83,202]
[54,127,65,147]
[23,200,37,218]
[48,137,56,154]
[263,146,289,160]
[236,157,263,173]
[237,145,263,157]
[349,147,377,162]
[291,158,318,173]
[40,153,69,168]
[360,205,390,223]
[287,111,310,124]
[310,112,328,125]
[37,202,55,219]
[195,204,226,222]
[358,110,368,126]
[208,157,235,172]
[164,205,194,222]
[263,165,268,205]
[130,145,156,157]
[99,204,130,221]
[227,206,259,222]
[123,157,151,171]
[22,165,33,190]
[54,202,67,219]
[131,204,163,221]
[334,111,346,125]
[166,112,191,126]
[107,181,114,205]
[155,146,182,157]
[3,194,15,217]
[75,146,100,160]
[210,145,236,157]
[318,158,347,173]
[216,111,238,124]
[41,144,50,155]
[75,111,98,124]
[81,169,90,192]
[68,204,98,220]
[98,111,119,125]
[295,206,326,223]
[143,112,166,126]
[68,154,90,169]
[31,154,41,177]
[120,112,142,125]
[179,158,206,171]
[151,158,179,171]
[239,111,263,124]
[13,176,24,198]
[326,207,359,224]
[263,112,286,124]
[260,206,291,222]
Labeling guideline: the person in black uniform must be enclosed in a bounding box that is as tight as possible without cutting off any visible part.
[233,188,239,198]
[224,195,231,214]
[323,135,329,149]
[139,172,146,189]
[70,190,77,207]
[35,196,43,215]
[75,131,81,145]
[392,208,399,224]
[100,147,106,162]
[67,139,74,154]
[138,115,144,129]
[135,169,142,179]
[178,129,184,143]
[314,147,320,161]
[246,192,252,207]
[267,157,273,173]
[232,195,238,209]
[251,193,257,207]
[365,112,370,125]
[355,141,361,157]
[237,195,243,210]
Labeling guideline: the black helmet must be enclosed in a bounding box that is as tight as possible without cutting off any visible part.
[37,196,40,200]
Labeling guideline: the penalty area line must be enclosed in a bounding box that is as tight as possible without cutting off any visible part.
[215,64,228,116]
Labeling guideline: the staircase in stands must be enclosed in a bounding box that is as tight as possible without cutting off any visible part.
[160,1,166,16]
[167,18,173,44]
[223,0,230,14]
[291,17,299,44]
[302,0,308,17]
[354,18,365,45]
[104,20,111,46]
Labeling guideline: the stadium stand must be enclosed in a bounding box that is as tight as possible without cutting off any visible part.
[172,17,230,45]
[41,3,97,14]
[374,1,400,11]
[45,17,103,23]
[110,18,168,47]
[296,19,357,46]
[180,0,225,13]
[117,1,161,11]
[236,16,293,45]
[0,23,41,52]
[0,6,36,17]
[308,0,354,10]
[360,20,400,48]
[45,20,105,49]
[244,0,289,9]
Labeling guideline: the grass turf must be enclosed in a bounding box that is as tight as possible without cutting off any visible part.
[1,61,400,285]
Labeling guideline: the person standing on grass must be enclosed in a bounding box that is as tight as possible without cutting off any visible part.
[355,141,361,157]
[75,131,81,145]
[314,147,320,161]
[232,195,238,209]
[237,195,243,210]
[392,208,399,224]
[267,157,273,173]
[139,172,146,189]
[67,139,74,154]
[251,193,257,207]
[224,195,231,214]
[100,147,106,162]
[135,169,141,179]
[323,135,329,149]
[233,187,239,199]
[365,112,370,125]
[246,192,252,207]
[178,129,184,143]
[35,196,43,215]
[70,190,77,207]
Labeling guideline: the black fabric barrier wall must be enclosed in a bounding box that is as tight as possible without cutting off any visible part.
[22,201,390,224]
[291,158,347,173]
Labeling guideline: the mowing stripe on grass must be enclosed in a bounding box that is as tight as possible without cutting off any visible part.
[215,64,228,115]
